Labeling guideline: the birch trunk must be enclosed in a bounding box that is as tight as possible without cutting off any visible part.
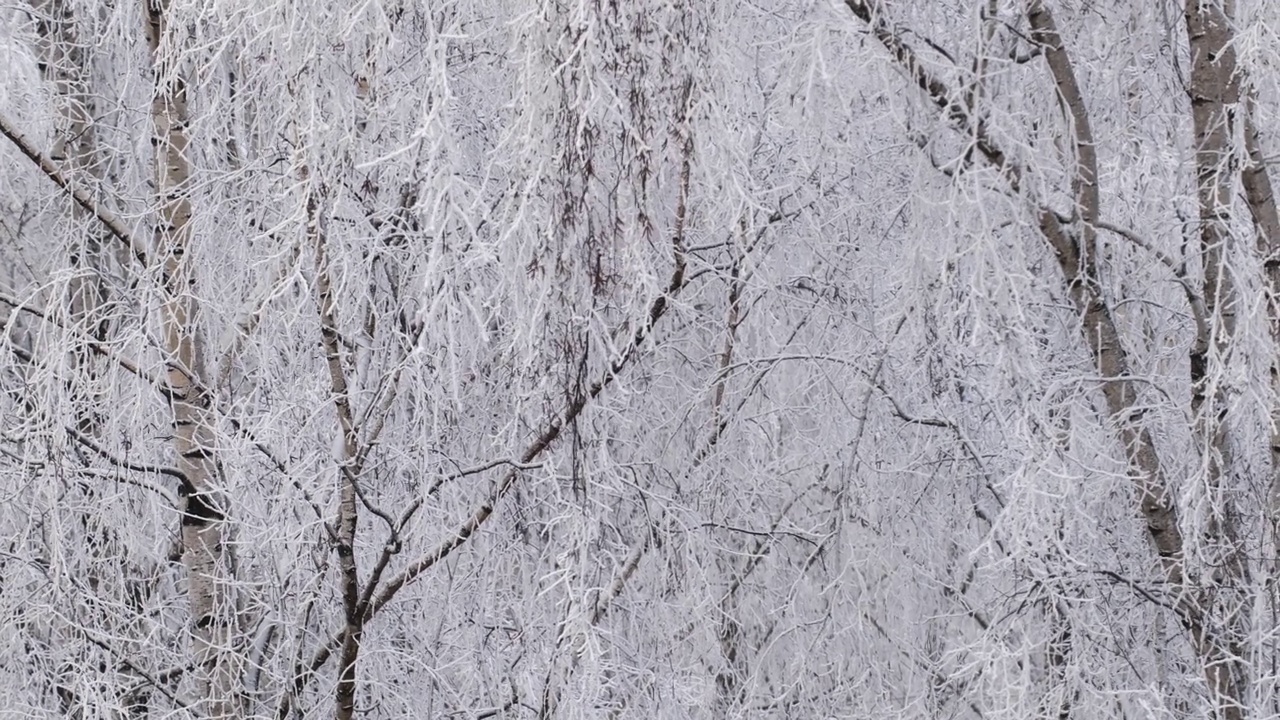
[1185,0,1245,536]
[1183,0,1253,713]
[1034,3,1248,713]
[1244,104,1280,522]
[306,184,364,720]
[31,2,135,714]
[1240,65,1280,587]
[144,1,237,716]
[33,0,107,367]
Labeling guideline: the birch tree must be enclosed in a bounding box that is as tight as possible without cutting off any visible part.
[8,0,1280,718]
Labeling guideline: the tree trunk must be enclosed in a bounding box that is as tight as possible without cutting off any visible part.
[144,1,238,716]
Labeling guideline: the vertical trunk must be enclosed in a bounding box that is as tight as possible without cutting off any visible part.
[1184,1,1251,714]
[1022,5,1177,571]
[33,0,108,369]
[965,0,998,114]
[31,2,137,715]
[144,2,237,717]
[1030,2,1247,713]
[1241,52,1280,720]
[306,186,364,720]
[1185,0,1242,517]
[1041,601,1074,720]
[1186,0,1240,349]
[1242,100,1280,545]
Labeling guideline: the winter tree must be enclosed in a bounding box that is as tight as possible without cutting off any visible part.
[3,0,1280,718]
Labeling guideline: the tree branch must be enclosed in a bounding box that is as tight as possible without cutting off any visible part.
[0,112,145,265]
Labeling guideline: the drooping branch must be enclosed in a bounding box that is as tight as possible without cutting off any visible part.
[369,103,694,618]
[1091,219,1208,338]
[67,426,189,486]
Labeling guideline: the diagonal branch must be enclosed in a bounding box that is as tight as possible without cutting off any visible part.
[0,112,145,265]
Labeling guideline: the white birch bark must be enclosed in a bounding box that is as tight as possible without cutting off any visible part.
[143,1,238,716]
